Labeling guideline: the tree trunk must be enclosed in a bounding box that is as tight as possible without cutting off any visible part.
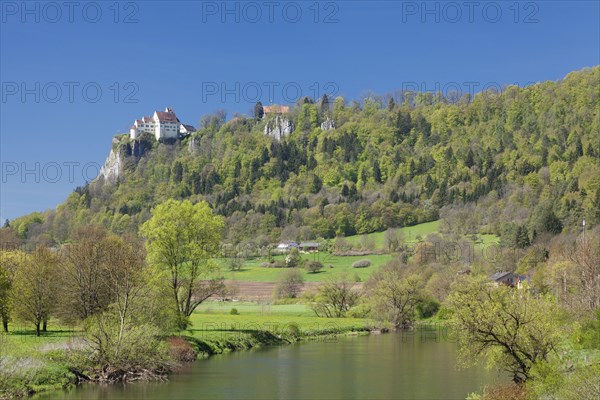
[2,318,8,332]
[43,319,47,332]
[35,322,41,337]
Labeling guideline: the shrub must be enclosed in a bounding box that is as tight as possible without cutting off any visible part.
[384,228,404,252]
[228,258,243,271]
[352,259,371,268]
[285,323,301,339]
[285,248,303,268]
[230,308,239,315]
[167,337,197,362]
[416,297,440,318]
[435,306,453,320]
[274,269,305,299]
[83,311,171,380]
[359,235,376,251]
[346,302,371,318]
[309,274,359,318]
[306,261,324,274]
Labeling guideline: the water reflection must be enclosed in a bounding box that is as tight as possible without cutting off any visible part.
[38,331,503,400]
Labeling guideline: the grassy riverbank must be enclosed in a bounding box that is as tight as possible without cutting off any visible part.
[185,302,373,356]
[0,326,79,399]
[0,303,373,399]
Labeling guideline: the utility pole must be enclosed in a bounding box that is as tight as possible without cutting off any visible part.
[582,219,586,243]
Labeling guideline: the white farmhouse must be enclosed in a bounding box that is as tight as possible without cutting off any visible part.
[130,107,196,140]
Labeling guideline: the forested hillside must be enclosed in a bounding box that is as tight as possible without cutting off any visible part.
[5,66,599,247]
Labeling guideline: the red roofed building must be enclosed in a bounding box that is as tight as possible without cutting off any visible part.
[130,107,196,140]
[263,105,290,115]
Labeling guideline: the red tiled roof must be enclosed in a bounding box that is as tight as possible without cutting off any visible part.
[264,105,290,114]
[131,125,136,129]
[155,111,178,123]
[143,116,153,123]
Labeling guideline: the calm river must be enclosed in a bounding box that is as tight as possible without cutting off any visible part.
[40,331,502,400]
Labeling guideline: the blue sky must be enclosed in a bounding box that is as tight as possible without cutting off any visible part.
[1,0,599,222]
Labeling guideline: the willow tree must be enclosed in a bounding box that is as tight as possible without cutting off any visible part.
[445,276,565,384]
[140,200,224,329]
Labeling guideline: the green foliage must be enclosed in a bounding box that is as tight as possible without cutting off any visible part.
[415,296,440,319]
[573,309,600,350]
[9,67,600,252]
[307,274,359,318]
[305,261,324,274]
[230,308,239,315]
[445,276,567,383]
[0,357,77,399]
[141,200,225,329]
[9,212,44,239]
[364,261,424,328]
[228,258,243,271]
[83,309,171,380]
[11,248,60,335]
[274,268,304,299]
[254,101,264,119]
[284,247,303,268]
[0,257,12,331]
[528,356,600,400]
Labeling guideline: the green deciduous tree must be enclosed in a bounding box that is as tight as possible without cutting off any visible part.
[59,226,115,322]
[11,248,60,336]
[364,261,424,329]
[445,276,565,384]
[140,200,225,329]
[0,267,9,332]
[308,274,359,318]
[274,268,304,299]
[83,236,172,381]
[0,249,24,332]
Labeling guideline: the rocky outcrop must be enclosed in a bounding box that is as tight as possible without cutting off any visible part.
[128,133,154,157]
[99,144,122,183]
[97,133,155,183]
[320,117,335,131]
[264,116,294,140]
[188,135,200,154]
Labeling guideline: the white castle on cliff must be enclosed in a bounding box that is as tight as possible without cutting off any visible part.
[129,107,196,140]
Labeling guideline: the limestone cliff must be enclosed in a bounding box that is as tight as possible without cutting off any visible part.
[320,117,335,131]
[98,141,122,183]
[264,116,294,140]
[97,133,156,183]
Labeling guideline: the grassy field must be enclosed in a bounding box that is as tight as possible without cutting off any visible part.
[221,253,393,283]
[345,220,441,249]
[196,302,313,316]
[0,323,80,399]
[219,220,501,284]
[0,303,371,359]
[187,301,373,347]
[0,328,77,358]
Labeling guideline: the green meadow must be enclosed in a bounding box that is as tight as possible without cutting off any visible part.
[218,220,500,283]
[221,253,393,282]
[345,220,441,249]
